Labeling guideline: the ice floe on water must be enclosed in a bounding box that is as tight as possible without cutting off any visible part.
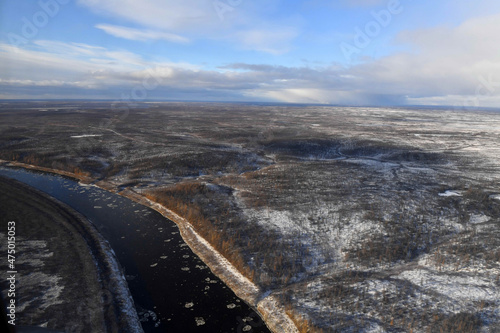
[241,325,252,332]
[205,277,218,284]
[194,317,205,326]
[150,263,158,268]
[185,302,194,308]
[138,309,160,327]
[438,190,463,197]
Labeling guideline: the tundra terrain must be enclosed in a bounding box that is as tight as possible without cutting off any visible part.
[1,101,499,332]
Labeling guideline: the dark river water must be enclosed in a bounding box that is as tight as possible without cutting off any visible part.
[0,167,270,333]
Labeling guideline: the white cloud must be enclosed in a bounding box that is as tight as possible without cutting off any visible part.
[341,0,389,7]
[252,88,332,104]
[0,79,86,87]
[79,0,298,55]
[348,12,500,102]
[34,41,107,57]
[78,0,225,31]
[0,41,188,86]
[406,95,500,108]
[95,24,190,43]
[2,10,500,106]
[234,27,298,55]
[304,0,389,9]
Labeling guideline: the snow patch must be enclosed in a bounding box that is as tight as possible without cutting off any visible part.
[247,209,303,235]
[398,269,497,302]
[337,217,385,252]
[469,214,490,224]
[17,272,64,312]
[70,134,102,138]
[439,190,463,197]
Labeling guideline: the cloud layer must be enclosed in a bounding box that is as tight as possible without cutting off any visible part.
[95,24,190,43]
[79,0,297,55]
[1,1,500,107]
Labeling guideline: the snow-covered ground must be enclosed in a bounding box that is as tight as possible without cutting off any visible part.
[2,103,500,332]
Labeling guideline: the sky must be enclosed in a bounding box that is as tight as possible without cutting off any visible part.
[1,0,500,107]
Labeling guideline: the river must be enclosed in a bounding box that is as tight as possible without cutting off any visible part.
[0,166,270,333]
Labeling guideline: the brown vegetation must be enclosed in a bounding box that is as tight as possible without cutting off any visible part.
[145,183,255,280]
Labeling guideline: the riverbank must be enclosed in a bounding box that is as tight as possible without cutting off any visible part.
[0,176,143,332]
[0,160,298,333]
